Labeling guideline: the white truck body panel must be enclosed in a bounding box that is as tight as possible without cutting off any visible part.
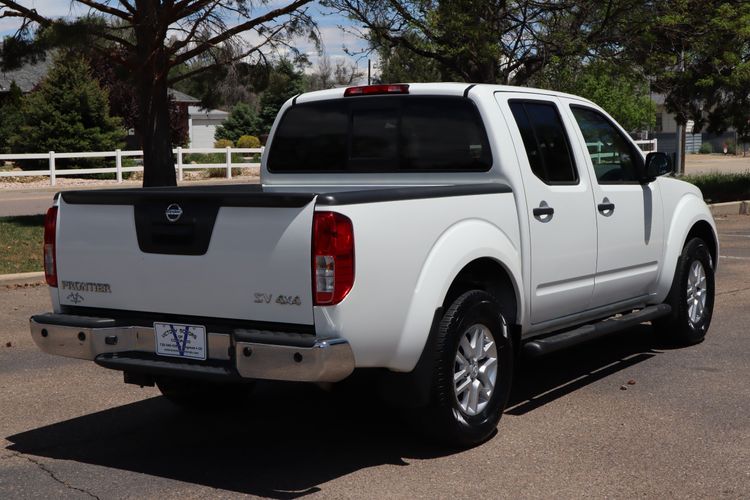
[35,82,718,382]
[654,177,718,302]
[55,199,316,324]
[313,193,522,371]
[494,92,599,324]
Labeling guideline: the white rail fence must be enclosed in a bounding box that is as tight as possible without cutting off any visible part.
[634,139,658,152]
[588,139,659,164]
[0,147,264,186]
[1,139,658,187]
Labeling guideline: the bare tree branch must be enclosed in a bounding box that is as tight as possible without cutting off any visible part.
[74,0,131,21]
[172,0,311,66]
[0,0,51,26]
[168,0,221,54]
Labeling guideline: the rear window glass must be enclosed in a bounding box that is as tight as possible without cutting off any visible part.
[267,96,492,173]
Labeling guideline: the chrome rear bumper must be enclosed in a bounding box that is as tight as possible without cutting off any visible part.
[30,314,354,383]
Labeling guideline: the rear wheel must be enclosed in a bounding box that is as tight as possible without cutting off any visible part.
[419,290,514,447]
[655,237,715,345]
[157,376,254,410]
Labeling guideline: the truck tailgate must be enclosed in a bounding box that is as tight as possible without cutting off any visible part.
[56,186,316,325]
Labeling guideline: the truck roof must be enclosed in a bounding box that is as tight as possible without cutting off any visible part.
[294,82,596,106]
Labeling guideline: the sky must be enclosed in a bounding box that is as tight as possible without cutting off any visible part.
[0,1,372,74]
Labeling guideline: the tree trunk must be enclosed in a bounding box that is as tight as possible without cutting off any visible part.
[138,72,176,187]
[134,0,176,187]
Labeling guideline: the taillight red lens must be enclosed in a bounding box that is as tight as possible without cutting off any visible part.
[44,206,58,287]
[312,211,354,305]
[344,84,410,97]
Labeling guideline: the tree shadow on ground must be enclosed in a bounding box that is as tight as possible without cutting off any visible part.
[6,324,674,497]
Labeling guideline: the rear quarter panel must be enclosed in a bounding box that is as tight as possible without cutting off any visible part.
[314,193,522,372]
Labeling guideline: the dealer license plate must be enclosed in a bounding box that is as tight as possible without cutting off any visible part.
[154,322,207,361]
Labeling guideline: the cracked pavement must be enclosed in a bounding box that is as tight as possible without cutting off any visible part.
[0,215,749,499]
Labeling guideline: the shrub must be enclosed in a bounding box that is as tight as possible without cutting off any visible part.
[214,139,233,149]
[698,142,713,154]
[207,167,227,178]
[683,171,750,203]
[237,135,261,149]
[721,140,737,155]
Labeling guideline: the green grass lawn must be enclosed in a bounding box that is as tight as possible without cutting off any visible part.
[0,215,44,274]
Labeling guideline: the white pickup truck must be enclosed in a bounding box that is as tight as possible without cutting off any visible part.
[31,83,717,446]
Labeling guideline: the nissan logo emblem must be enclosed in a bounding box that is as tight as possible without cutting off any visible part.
[165,204,183,223]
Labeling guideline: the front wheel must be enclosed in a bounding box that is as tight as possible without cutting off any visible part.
[419,290,514,447]
[655,237,715,345]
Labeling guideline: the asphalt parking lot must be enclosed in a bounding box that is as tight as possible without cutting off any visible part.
[0,215,749,499]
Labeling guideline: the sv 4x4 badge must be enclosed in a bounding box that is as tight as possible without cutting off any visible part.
[254,293,302,306]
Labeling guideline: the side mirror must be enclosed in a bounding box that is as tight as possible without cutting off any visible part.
[642,152,673,183]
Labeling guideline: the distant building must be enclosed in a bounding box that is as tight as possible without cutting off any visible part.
[0,58,50,96]
[650,93,737,155]
[187,106,230,148]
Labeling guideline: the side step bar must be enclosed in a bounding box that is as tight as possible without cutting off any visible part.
[523,304,672,358]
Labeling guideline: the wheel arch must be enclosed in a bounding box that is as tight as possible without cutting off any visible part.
[655,194,718,302]
[391,219,523,373]
[443,257,519,326]
[685,220,718,269]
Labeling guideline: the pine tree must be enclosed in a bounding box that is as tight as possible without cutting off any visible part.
[11,53,124,162]
[214,103,260,142]
[257,59,306,134]
[0,81,23,153]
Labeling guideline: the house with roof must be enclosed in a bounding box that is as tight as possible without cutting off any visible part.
[649,93,739,156]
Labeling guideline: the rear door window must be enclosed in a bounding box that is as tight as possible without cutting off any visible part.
[267,96,492,173]
[509,100,578,184]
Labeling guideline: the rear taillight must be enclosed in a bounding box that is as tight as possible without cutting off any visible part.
[43,206,58,287]
[312,211,354,305]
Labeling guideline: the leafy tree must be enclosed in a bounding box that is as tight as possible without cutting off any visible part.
[10,53,124,162]
[375,38,441,84]
[88,54,189,147]
[172,56,266,111]
[533,59,655,132]
[307,55,363,90]
[0,0,317,186]
[639,1,750,140]
[0,81,23,153]
[325,0,645,84]
[257,58,307,134]
[215,103,261,142]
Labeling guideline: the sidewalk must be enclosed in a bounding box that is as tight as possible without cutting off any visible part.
[0,174,260,217]
[684,154,750,175]
[0,271,44,287]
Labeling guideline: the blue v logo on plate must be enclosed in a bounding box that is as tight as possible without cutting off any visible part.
[153,322,207,360]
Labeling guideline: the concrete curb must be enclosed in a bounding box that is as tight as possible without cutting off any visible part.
[0,199,748,288]
[709,200,749,217]
[0,271,44,287]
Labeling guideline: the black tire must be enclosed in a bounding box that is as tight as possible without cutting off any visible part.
[156,376,254,410]
[654,237,715,345]
[419,290,514,447]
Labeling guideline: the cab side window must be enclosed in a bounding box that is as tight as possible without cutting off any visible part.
[509,100,578,185]
[571,106,643,183]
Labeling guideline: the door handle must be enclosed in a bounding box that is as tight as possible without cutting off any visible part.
[533,207,555,216]
[598,198,615,216]
[533,202,554,222]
